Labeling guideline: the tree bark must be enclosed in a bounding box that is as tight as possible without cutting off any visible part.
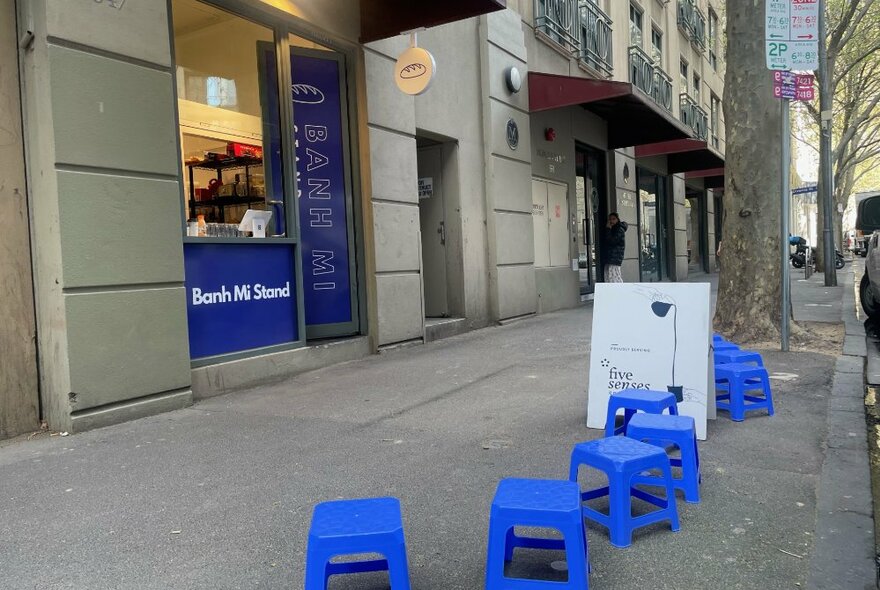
[714,0,782,342]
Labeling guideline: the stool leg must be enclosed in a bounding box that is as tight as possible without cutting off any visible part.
[485,516,509,590]
[304,546,331,590]
[605,399,620,437]
[621,409,635,435]
[385,541,412,590]
[562,519,589,589]
[608,470,632,548]
[730,379,745,422]
[668,403,679,416]
[680,434,701,503]
[659,460,681,532]
[568,453,581,484]
[504,526,517,562]
[762,372,775,416]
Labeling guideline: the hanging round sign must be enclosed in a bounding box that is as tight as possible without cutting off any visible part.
[395,46,436,96]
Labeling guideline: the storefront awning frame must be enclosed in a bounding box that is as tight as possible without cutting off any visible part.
[528,72,693,150]
[360,0,506,43]
[635,139,725,175]
[686,167,725,189]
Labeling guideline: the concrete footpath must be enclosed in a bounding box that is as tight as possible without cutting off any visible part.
[802,262,875,590]
[0,270,874,589]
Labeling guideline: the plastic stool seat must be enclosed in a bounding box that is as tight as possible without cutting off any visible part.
[305,497,411,589]
[714,349,764,366]
[605,389,679,437]
[569,437,680,548]
[714,342,740,352]
[715,363,775,422]
[485,478,590,589]
[626,413,701,503]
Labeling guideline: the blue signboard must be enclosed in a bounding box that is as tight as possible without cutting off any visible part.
[291,51,353,326]
[793,184,818,195]
[184,243,298,359]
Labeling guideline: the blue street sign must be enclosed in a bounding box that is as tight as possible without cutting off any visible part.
[792,185,818,195]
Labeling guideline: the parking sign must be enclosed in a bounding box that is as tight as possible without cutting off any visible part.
[765,0,819,70]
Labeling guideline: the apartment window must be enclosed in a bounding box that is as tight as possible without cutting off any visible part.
[710,93,720,148]
[651,27,663,65]
[630,4,643,47]
[708,8,719,70]
[693,73,701,103]
[680,59,688,95]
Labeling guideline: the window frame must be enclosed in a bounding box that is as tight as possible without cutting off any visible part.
[651,26,664,66]
[679,58,689,95]
[630,4,644,48]
[708,7,719,70]
[710,92,721,148]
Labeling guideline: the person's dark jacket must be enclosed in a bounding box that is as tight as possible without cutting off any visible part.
[604,221,628,266]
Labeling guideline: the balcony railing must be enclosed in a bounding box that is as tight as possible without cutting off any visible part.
[578,1,613,76]
[534,0,615,76]
[535,0,579,53]
[680,93,709,140]
[653,69,674,112]
[628,46,673,112]
[677,0,706,52]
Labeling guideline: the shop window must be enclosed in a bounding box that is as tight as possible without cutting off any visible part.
[171,0,361,361]
[173,0,282,238]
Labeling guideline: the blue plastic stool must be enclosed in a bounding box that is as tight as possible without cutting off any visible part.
[485,478,589,590]
[715,363,775,421]
[605,389,679,437]
[569,437,680,548]
[714,349,764,366]
[713,333,725,343]
[714,342,740,352]
[626,413,701,503]
[304,497,411,590]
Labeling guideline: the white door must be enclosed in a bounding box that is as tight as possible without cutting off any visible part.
[532,179,550,268]
[533,179,570,268]
[547,181,570,267]
[418,146,448,317]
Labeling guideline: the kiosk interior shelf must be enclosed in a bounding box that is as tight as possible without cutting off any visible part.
[186,156,266,223]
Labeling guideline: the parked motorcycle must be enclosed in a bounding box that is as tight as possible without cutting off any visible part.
[789,236,845,270]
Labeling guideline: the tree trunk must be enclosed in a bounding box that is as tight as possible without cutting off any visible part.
[815,187,826,271]
[714,0,783,342]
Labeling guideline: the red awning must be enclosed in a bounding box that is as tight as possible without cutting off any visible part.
[635,139,725,174]
[361,0,506,43]
[528,72,692,149]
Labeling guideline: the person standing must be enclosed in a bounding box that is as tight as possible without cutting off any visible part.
[603,212,627,283]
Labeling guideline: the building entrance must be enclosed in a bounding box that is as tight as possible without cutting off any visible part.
[417,144,449,317]
[575,146,606,295]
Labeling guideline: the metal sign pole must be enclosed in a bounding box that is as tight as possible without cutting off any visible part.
[781,98,791,351]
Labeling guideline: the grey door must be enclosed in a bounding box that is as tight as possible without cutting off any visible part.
[417,146,448,317]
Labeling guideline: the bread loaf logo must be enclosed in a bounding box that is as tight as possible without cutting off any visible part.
[292,83,325,105]
[399,63,427,80]
[394,47,436,96]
